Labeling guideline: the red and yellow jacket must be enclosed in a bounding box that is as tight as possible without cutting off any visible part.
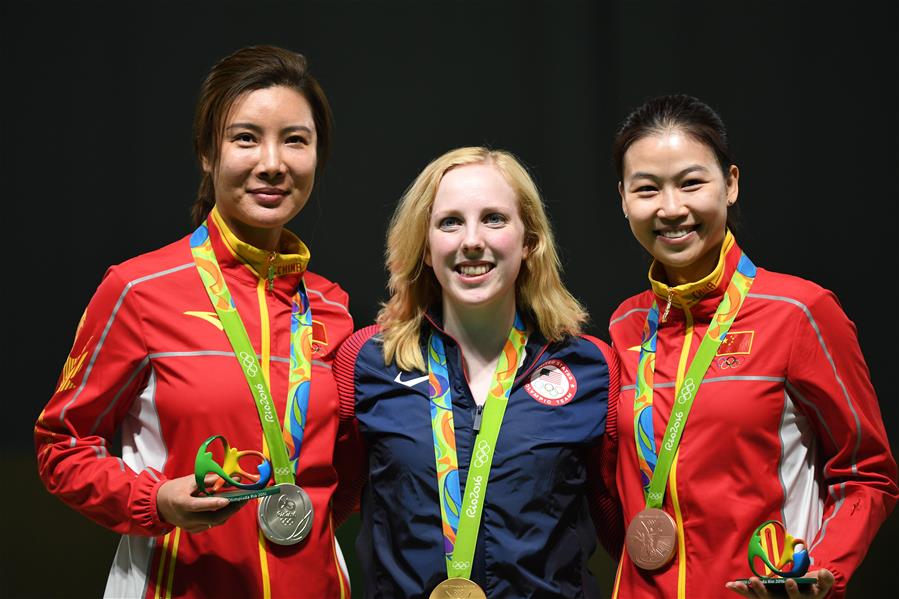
[606,232,897,599]
[36,208,356,599]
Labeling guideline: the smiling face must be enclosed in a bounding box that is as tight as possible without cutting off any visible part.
[619,130,739,285]
[204,85,317,250]
[425,162,529,316]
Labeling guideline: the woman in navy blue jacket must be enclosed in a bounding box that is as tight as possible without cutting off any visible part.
[334,146,621,598]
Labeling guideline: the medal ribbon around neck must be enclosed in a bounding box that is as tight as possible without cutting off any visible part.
[633,253,756,508]
[189,221,313,485]
[428,312,527,580]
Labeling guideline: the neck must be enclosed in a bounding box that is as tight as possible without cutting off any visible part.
[216,211,283,252]
[442,295,516,364]
[663,241,724,286]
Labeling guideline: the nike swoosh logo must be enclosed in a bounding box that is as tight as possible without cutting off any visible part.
[394,373,429,387]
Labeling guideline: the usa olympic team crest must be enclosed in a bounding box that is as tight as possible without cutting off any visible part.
[525,360,577,406]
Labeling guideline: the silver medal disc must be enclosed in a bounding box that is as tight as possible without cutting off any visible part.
[256,483,314,545]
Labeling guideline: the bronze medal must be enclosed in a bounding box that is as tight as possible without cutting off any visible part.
[625,507,677,570]
[429,577,487,599]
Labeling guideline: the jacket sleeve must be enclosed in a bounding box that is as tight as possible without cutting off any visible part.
[34,266,173,536]
[786,287,898,597]
[331,325,379,527]
[583,335,624,560]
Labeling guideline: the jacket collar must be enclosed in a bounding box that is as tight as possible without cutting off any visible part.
[647,229,744,321]
[205,206,310,295]
[422,305,549,383]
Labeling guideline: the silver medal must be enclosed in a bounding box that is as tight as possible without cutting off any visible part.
[256,483,313,545]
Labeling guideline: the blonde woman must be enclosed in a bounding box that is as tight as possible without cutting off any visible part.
[335,147,621,598]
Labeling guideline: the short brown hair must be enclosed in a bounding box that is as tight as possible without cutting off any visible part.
[191,45,333,227]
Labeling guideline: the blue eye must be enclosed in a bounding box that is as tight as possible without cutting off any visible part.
[439,216,462,229]
[485,213,507,225]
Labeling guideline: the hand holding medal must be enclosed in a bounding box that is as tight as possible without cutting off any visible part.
[190,432,313,548]
[155,472,249,534]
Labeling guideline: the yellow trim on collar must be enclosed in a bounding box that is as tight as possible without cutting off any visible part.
[648,229,735,307]
[210,206,310,278]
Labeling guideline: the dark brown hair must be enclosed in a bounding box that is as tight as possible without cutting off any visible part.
[191,45,334,227]
[613,94,739,229]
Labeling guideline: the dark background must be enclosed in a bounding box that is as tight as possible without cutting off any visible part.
[4,1,896,597]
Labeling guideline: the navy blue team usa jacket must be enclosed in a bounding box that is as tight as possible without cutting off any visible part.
[334,311,621,599]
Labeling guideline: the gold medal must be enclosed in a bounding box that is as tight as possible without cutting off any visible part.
[625,507,677,570]
[429,577,487,599]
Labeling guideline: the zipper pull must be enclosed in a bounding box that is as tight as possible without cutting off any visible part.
[266,252,276,291]
[472,404,484,434]
[661,289,674,323]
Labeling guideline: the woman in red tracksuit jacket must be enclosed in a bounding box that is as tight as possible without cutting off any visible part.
[604,94,897,599]
[35,46,358,598]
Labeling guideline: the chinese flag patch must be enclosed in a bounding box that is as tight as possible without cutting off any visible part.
[717,330,754,356]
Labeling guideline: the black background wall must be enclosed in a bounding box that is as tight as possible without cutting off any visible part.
[4,1,896,597]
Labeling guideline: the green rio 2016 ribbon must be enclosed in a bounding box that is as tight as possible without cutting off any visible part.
[634,253,756,509]
[428,312,527,581]
[189,220,313,486]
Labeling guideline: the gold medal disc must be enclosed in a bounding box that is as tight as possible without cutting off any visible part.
[429,577,487,599]
[625,507,677,570]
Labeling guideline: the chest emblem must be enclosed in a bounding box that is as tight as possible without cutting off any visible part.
[713,330,754,371]
[717,330,754,356]
[524,359,577,406]
[311,320,328,356]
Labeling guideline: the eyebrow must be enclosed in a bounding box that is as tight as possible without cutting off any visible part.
[225,123,315,135]
[628,164,710,182]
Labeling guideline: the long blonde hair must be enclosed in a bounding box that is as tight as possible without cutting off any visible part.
[377,147,588,372]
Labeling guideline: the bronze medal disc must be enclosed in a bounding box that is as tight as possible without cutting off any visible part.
[429,577,487,599]
[625,507,677,570]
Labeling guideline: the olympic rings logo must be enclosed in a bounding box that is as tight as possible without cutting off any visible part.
[274,466,292,476]
[472,440,491,469]
[239,351,259,377]
[677,378,696,404]
[451,561,471,571]
[648,491,663,502]
[539,382,559,394]
[717,356,743,369]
